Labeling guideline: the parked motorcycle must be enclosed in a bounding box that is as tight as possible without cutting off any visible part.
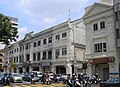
[3,74,10,86]
[67,74,76,87]
[45,74,52,85]
[90,74,101,84]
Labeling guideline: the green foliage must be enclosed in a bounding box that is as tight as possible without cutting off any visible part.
[0,14,18,45]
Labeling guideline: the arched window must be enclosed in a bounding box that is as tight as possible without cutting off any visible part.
[0,53,3,56]
[0,59,2,62]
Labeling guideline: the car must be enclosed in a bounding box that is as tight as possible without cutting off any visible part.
[23,74,39,82]
[100,77,120,87]
[19,73,26,78]
[10,73,22,83]
[31,71,42,80]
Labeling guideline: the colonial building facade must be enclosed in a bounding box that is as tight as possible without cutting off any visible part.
[0,49,5,72]
[5,19,85,75]
[83,0,120,80]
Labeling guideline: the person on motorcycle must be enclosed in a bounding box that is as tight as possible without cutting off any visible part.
[41,74,46,84]
[31,73,35,84]
[3,73,10,86]
[78,74,83,83]
[68,74,76,87]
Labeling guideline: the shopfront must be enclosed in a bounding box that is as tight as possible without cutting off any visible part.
[88,56,115,80]
[56,65,66,74]
[41,61,52,73]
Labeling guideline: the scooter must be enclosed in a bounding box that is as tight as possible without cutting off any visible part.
[67,79,76,87]
[3,75,10,86]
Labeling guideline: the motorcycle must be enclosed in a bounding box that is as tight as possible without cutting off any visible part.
[45,74,52,85]
[75,79,81,87]
[90,74,101,84]
[31,78,35,84]
[67,79,76,87]
[3,75,10,86]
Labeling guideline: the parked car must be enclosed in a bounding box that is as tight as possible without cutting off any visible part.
[23,74,39,82]
[100,78,120,87]
[10,73,22,83]
[31,71,42,80]
[19,73,26,78]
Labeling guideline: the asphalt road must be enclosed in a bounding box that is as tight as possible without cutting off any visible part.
[1,81,100,87]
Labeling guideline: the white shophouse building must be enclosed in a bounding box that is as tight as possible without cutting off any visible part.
[83,0,120,80]
[5,19,85,75]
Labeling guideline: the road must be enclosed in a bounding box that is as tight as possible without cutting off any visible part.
[2,81,100,87]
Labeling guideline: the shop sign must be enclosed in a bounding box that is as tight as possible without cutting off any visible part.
[89,57,115,64]
[41,61,51,66]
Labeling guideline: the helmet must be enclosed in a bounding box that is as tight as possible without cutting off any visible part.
[80,73,83,76]
[72,74,75,76]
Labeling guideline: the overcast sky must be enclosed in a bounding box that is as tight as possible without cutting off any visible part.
[0,0,99,49]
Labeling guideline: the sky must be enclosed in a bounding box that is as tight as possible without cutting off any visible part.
[0,0,99,49]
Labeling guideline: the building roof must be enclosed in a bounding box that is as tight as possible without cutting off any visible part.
[83,2,112,19]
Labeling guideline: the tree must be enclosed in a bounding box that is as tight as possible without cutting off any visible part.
[0,14,18,45]
[9,58,17,71]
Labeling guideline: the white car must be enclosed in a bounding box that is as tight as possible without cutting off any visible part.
[31,71,42,79]
[10,73,22,83]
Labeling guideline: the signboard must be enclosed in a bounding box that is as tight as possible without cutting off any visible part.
[89,57,115,64]
[41,61,51,66]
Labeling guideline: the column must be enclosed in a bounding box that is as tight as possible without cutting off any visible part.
[29,66,32,72]
[17,68,19,73]
[86,64,94,78]
[109,62,119,76]
[23,67,26,73]
[51,65,56,73]
[66,65,72,75]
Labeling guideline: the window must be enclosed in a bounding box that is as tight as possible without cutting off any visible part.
[20,47,22,51]
[37,52,40,60]
[26,54,30,61]
[43,39,47,45]
[55,49,60,58]
[116,29,120,39]
[48,37,52,43]
[100,21,105,29]
[115,12,118,21]
[94,43,107,53]
[16,57,18,62]
[25,44,29,50]
[14,49,16,53]
[38,40,41,46]
[42,51,46,60]
[103,43,107,52]
[33,53,36,61]
[17,48,19,52]
[13,57,15,63]
[62,32,67,38]
[93,23,98,31]
[34,42,36,47]
[62,48,67,55]
[48,50,52,59]
[19,56,22,62]
[0,53,3,56]
[0,59,2,62]
[55,34,60,40]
